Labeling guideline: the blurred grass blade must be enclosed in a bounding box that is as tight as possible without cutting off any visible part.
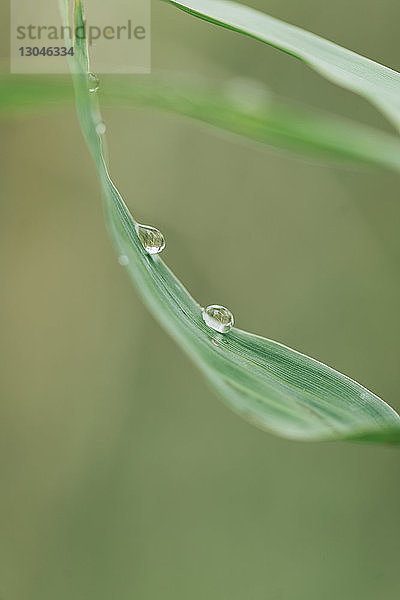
[0,75,72,113]
[164,0,400,131]
[105,78,400,171]
[3,73,400,172]
[66,0,400,443]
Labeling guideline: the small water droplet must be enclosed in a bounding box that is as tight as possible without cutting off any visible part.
[118,254,129,266]
[88,72,99,92]
[202,305,234,333]
[96,121,106,135]
[135,223,165,255]
[224,77,271,112]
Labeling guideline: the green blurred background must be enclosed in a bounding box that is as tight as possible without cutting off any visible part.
[1,0,400,598]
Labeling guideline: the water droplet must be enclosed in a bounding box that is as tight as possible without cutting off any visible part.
[224,77,271,112]
[88,72,99,92]
[135,223,165,255]
[96,121,106,135]
[202,305,234,333]
[118,254,129,266]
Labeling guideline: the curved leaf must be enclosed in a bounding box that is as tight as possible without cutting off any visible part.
[65,0,400,443]
[164,0,400,131]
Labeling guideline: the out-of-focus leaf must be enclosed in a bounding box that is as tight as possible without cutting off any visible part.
[2,73,400,171]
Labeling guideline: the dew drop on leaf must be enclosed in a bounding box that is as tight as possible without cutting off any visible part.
[88,72,99,92]
[135,224,166,255]
[202,305,234,333]
[96,121,106,135]
[118,255,129,266]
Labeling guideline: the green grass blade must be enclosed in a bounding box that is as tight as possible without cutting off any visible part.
[66,0,400,443]
[104,78,400,172]
[164,0,400,131]
[3,73,400,171]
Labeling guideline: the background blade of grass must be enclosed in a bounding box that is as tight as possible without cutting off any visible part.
[164,0,400,131]
[66,0,400,443]
[3,73,400,172]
